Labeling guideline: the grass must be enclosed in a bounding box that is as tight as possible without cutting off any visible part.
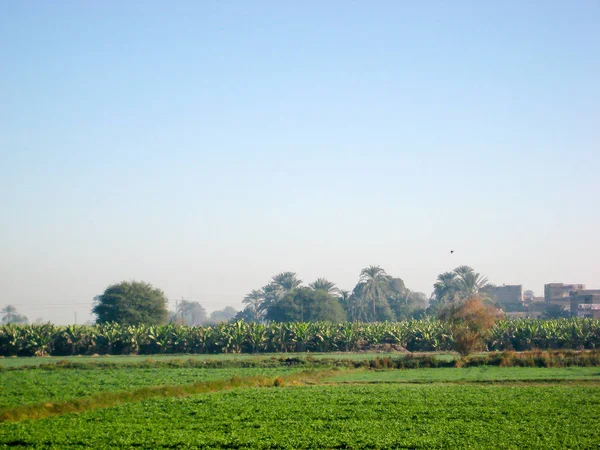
[327,366,600,383]
[1,384,599,448]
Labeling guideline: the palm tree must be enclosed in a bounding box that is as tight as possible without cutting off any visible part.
[243,289,266,320]
[309,278,339,295]
[177,300,207,326]
[271,272,302,294]
[454,266,490,298]
[259,283,282,315]
[359,265,391,317]
[432,272,459,303]
[338,290,364,322]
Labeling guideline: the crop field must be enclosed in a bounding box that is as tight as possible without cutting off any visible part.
[1,353,600,449]
[0,351,444,369]
[0,367,306,409]
[328,366,600,383]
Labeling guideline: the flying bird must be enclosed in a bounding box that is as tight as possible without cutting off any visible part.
[450,250,454,254]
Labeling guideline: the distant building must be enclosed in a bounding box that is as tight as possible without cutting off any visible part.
[544,283,586,308]
[569,289,600,319]
[488,285,524,308]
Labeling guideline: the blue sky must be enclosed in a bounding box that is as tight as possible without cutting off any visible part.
[1,1,599,323]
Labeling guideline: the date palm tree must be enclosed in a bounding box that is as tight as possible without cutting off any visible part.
[271,272,302,293]
[243,289,266,321]
[178,300,207,326]
[432,272,459,304]
[359,266,391,317]
[454,266,491,298]
[309,278,339,295]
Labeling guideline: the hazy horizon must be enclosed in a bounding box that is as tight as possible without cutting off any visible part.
[2,2,598,324]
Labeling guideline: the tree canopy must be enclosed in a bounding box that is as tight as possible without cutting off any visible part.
[1,305,28,324]
[237,267,428,323]
[265,287,346,323]
[92,281,169,325]
[175,300,207,326]
[428,266,493,314]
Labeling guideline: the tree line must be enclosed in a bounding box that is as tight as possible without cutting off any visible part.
[1,264,560,326]
[235,266,429,324]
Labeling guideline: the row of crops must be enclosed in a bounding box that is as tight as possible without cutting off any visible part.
[2,384,600,447]
[1,318,599,356]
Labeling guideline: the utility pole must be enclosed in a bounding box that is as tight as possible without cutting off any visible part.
[74,311,77,325]
[175,299,178,325]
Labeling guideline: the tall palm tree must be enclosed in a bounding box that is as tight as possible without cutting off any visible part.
[309,278,339,295]
[432,272,459,303]
[271,272,302,294]
[338,289,350,311]
[258,283,282,316]
[243,289,265,320]
[359,265,391,317]
[177,300,207,326]
[454,266,490,298]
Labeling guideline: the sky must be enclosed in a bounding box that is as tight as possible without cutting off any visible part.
[1,1,599,324]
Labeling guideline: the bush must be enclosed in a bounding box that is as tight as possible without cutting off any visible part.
[438,296,504,357]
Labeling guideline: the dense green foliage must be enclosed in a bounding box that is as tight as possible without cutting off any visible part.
[0,367,303,409]
[265,288,346,323]
[238,267,428,323]
[2,384,599,448]
[1,318,600,356]
[429,265,493,314]
[93,281,168,325]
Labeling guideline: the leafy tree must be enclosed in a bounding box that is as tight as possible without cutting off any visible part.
[1,305,28,324]
[309,278,339,295]
[265,287,346,323]
[208,306,238,324]
[524,290,535,303]
[177,300,207,326]
[92,281,168,325]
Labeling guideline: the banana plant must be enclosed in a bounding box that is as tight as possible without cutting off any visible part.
[245,322,267,354]
[24,323,56,356]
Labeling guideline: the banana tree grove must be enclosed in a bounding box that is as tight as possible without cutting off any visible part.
[1,319,599,357]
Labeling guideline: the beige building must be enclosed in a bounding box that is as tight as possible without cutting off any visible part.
[544,283,586,308]
[570,290,600,319]
[487,285,524,307]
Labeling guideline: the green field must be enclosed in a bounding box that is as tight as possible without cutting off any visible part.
[0,367,305,409]
[1,355,600,449]
[2,384,599,448]
[0,352,453,369]
[328,366,600,383]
